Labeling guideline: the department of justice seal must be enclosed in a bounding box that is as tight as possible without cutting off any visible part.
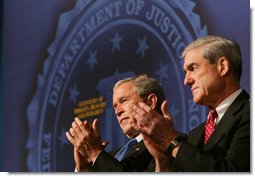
[27,0,207,171]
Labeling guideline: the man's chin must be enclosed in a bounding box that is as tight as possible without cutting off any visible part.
[124,129,139,139]
[193,97,201,105]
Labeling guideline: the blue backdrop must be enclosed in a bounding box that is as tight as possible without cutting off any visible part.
[1,0,250,172]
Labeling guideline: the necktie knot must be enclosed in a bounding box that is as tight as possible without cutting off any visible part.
[127,138,138,147]
[115,138,138,161]
[204,109,218,144]
[209,109,218,119]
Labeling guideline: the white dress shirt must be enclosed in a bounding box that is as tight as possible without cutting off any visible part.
[214,89,242,125]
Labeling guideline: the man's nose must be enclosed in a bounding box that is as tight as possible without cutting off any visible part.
[115,105,124,117]
[184,72,193,86]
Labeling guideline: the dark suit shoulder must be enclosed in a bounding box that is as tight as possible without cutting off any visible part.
[92,141,154,172]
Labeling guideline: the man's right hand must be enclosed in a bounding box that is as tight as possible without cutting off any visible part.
[66,118,108,163]
[74,147,92,172]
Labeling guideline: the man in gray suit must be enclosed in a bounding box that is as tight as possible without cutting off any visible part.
[130,35,250,172]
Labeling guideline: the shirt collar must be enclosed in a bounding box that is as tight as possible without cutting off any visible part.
[136,134,143,142]
[215,89,242,124]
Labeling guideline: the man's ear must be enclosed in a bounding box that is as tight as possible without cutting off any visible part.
[147,94,157,109]
[217,57,230,77]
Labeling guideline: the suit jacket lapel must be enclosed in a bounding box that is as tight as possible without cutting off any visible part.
[120,140,154,172]
[203,112,234,150]
[203,90,249,150]
[123,140,146,159]
[188,123,206,147]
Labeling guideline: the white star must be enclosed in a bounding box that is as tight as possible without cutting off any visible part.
[110,32,123,52]
[136,36,150,58]
[69,83,80,104]
[86,50,98,71]
[156,61,169,84]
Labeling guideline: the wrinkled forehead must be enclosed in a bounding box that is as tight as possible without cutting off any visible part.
[183,48,202,64]
[114,81,134,92]
[113,82,136,98]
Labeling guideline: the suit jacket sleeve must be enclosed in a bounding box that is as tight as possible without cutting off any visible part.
[172,90,250,172]
[91,141,154,172]
[92,150,124,172]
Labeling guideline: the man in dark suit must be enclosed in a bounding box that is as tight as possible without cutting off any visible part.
[66,74,165,171]
[129,35,250,172]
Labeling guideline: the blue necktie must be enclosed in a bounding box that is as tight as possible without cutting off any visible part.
[115,138,138,161]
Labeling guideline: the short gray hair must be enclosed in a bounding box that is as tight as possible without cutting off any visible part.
[182,35,242,81]
[113,74,166,115]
